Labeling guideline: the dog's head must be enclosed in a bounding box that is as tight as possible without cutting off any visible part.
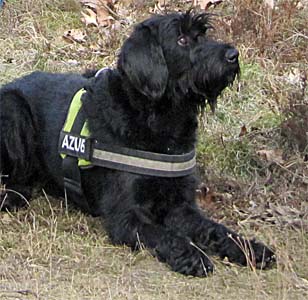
[118,11,240,111]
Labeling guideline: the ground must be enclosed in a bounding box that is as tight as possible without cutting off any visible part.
[0,0,307,299]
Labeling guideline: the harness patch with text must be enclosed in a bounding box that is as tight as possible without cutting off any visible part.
[62,134,85,153]
[59,131,92,161]
[58,88,92,167]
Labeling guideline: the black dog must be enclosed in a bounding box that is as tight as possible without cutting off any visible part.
[0,11,275,276]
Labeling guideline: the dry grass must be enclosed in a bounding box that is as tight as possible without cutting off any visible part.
[0,195,307,299]
[1,0,308,299]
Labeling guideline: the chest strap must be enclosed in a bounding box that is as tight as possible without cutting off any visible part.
[59,133,196,177]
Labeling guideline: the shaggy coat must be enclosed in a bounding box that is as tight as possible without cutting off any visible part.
[0,12,274,276]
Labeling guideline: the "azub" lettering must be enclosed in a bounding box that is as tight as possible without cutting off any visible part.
[61,135,86,153]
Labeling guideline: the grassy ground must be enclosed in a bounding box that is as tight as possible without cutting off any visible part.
[0,0,307,299]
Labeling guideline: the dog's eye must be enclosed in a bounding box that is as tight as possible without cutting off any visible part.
[177,36,189,47]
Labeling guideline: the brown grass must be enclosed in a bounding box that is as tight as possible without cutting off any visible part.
[1,195,307,299]
[0,0,308,299]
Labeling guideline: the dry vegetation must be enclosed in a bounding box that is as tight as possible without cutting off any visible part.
[0,0,307,299]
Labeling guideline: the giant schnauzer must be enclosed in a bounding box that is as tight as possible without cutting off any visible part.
[0,11,275,276]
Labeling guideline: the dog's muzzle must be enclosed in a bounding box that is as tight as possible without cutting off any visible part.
[191,43,240,112]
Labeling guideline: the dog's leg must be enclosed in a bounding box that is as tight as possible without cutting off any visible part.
[104,206,214,276]
[164,203,275,269]
[0,91,36,210]
[0,183,32,211]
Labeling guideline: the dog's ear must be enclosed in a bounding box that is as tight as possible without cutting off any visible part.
[118,24,169,100]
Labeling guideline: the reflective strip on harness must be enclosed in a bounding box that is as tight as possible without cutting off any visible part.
[59,88,196,177]
[90,145,196,177]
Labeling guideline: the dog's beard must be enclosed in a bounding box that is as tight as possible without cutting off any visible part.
[190,65,239,113]
[164,63,239,113]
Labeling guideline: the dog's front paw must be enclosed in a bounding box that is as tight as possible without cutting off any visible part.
[249,239,276,269]
[0,187,30,211]
[221,235,275,269]
[156,237,214,277]
[168,243,214,277]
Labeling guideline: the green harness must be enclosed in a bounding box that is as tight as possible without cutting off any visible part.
[60,88,91,168]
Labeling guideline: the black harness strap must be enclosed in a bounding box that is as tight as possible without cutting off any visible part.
[62,106,91,213]
[90,143,196,177]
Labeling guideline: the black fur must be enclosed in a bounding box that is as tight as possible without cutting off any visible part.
[0,12,274,276]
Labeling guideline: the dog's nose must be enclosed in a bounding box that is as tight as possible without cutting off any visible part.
[225,48,239,63]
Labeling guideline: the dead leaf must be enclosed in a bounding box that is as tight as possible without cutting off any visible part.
[153,0,171,13]
[80,0,116,11]
[297,0,308,9]
[80,1,116,28]
[196,183,232,213]
[257,149,284,165]
[239,124,248,137]
[196,183,211,203]
[96,5,115,27]
[193,0,223,10]
[81,8,98,26]
[63,29,87,43]
[80,0,97,9]
[284,68,303,85]
[80,0,115,8]
[105,0,115,4]
[157,0,170,6]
